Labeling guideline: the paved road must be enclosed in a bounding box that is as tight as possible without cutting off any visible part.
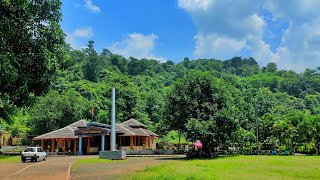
[0,155,184,180]
[71,156,185,180]
[1,156,87,180]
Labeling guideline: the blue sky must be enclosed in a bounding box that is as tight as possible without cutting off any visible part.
[62,0,320,72]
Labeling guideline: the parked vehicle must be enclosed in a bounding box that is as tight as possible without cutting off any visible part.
[21,147,47,162]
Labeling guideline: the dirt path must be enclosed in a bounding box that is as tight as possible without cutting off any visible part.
[1,156,87,180]
[0,162,30,180]
[71,156,184,180]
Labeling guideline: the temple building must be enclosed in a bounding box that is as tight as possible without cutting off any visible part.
[33,118,158,155]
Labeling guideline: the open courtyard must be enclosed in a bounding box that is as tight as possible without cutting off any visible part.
[1,155,320,179]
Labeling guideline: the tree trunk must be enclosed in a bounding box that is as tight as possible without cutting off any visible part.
[177,130,181,150]
[317,139,320,155]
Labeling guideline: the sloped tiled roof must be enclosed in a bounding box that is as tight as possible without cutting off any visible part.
[117,119,158,137]
[120,118,147,128]
[87,121,110,128]
[33,119,158,140]
[129,127,158,136]
[75,126,110,135]
[33,120,87,140]
[116,124,136,136]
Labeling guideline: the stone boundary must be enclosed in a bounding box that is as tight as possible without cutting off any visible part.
[0,145,26,152]
[126,149,175,155]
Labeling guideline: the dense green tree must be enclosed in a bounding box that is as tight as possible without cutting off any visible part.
[165,72,237,151]
[83,41,100,82]
[305,93,320,114]
[263,62,278,73]
[306,116,320,154]
[3,33,320,155]
[109,54,128,73]
[29,89,90,135]
[0,0,67,121]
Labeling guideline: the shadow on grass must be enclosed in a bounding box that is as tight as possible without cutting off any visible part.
[155,156,187,161]
[155,154,240,161]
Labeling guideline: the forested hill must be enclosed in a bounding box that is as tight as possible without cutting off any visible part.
[3,41,320,152]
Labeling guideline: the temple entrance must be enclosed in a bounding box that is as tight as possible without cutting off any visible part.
[82,137,88,155]
[75,126,111,155]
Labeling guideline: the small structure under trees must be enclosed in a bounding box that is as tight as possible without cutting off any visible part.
[33,118,158,155]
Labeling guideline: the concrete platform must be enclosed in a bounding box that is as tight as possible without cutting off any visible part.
[99,151,126,160]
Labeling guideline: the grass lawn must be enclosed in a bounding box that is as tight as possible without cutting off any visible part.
[0,155,21,162]
[71,157,127,172]
[127,156,320,180]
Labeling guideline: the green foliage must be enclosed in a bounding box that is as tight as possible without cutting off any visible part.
[1,0,320,157]
[2,109,30,137]
[263,62,278,73]
[2,33,320,153]
[157,130,188,145]
[83,41,101,82]
[0,0,68,121]
[29,89,90,135]
[165,72,237,150]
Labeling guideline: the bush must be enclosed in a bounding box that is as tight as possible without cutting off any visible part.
[21,138,32,146]
[278,145,286,151]
[309,148,317,155]
[296,144,317,155]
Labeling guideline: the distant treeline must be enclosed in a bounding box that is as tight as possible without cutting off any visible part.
[3,41,320,154]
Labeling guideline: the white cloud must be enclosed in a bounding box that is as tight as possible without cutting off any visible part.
[264,1,320,71]
[73,27,94,38]
[194,34,246,59]
[265,0,320,22]
[84,0,101,13]
[178,0,268,61]
[178,0,320,72]
[108,33,165,61]
[178,0,214,11]
[66,27,94,49]
[273,19,320,71]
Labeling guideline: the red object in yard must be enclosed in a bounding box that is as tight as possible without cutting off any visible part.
[194,140,203,148]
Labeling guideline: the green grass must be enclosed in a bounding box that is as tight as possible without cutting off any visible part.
[127,156,320,180]
[0,155,21,162]
[71,157,127,172]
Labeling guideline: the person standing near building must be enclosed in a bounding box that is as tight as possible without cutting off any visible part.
[185,144,189,153]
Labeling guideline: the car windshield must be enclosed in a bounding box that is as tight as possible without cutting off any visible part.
[24,148,36,152]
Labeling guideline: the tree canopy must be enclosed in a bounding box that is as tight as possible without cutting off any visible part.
[1,1,320,154]
[0,0,67,121]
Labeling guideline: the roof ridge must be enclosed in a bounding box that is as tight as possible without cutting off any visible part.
[121,118,147,127]
[34,125,69,139]
[118,124,136,135]
[68,119,87,127]
[34,120,86,139]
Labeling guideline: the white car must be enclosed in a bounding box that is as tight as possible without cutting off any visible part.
[21,147,47,162]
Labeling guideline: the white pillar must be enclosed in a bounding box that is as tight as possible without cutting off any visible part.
[110,88,116,151]
[101,134,105,152]
[77,135,82,155]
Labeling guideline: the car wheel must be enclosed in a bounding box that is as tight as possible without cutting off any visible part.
[22,159,26,163]
[43,156,46,161]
